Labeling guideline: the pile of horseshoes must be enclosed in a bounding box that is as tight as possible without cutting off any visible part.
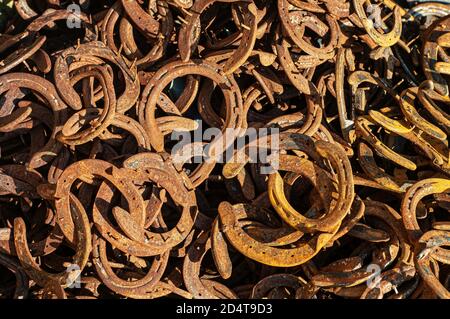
[0,0,449,299]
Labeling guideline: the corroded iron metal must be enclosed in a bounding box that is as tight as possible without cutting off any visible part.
[0,0,449,300]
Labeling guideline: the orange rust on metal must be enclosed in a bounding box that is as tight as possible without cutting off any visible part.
[0,0,448,300]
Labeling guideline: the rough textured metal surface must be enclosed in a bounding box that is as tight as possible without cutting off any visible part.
[0,0,449,300]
